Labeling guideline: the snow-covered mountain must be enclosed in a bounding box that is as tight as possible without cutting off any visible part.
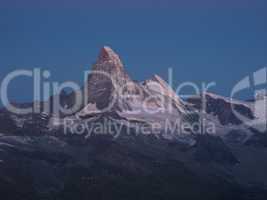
[64,46,198,141]
[0,46,265,143]
[80,46,191,119]
[1,46,267,199]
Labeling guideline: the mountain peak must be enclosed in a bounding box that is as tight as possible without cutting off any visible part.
[86,46,131,109]
[99,46,116,58]
[96,46,123,68]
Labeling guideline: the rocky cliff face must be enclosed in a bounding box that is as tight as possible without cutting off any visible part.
[187,92,255,126]
[86,46,131,110]
[80,46,192,129]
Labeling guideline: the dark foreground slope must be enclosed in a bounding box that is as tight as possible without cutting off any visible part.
[0,134,267,200]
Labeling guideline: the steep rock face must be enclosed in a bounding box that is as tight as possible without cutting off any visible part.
[81,47,193,125]
[187,92,254,126]
[86,46,131,110]
[83,47,142,115]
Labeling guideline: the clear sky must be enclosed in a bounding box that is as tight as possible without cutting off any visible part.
[0,0,266,103]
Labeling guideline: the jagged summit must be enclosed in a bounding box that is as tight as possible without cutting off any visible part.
[98,46,119,60]
[86,46,131,110]
[94,46,124,71]
[89,46,131,84]
[80,47,192,123]
[90,46,130,85]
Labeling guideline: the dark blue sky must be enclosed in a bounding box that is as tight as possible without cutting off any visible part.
[0,1,267,103]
